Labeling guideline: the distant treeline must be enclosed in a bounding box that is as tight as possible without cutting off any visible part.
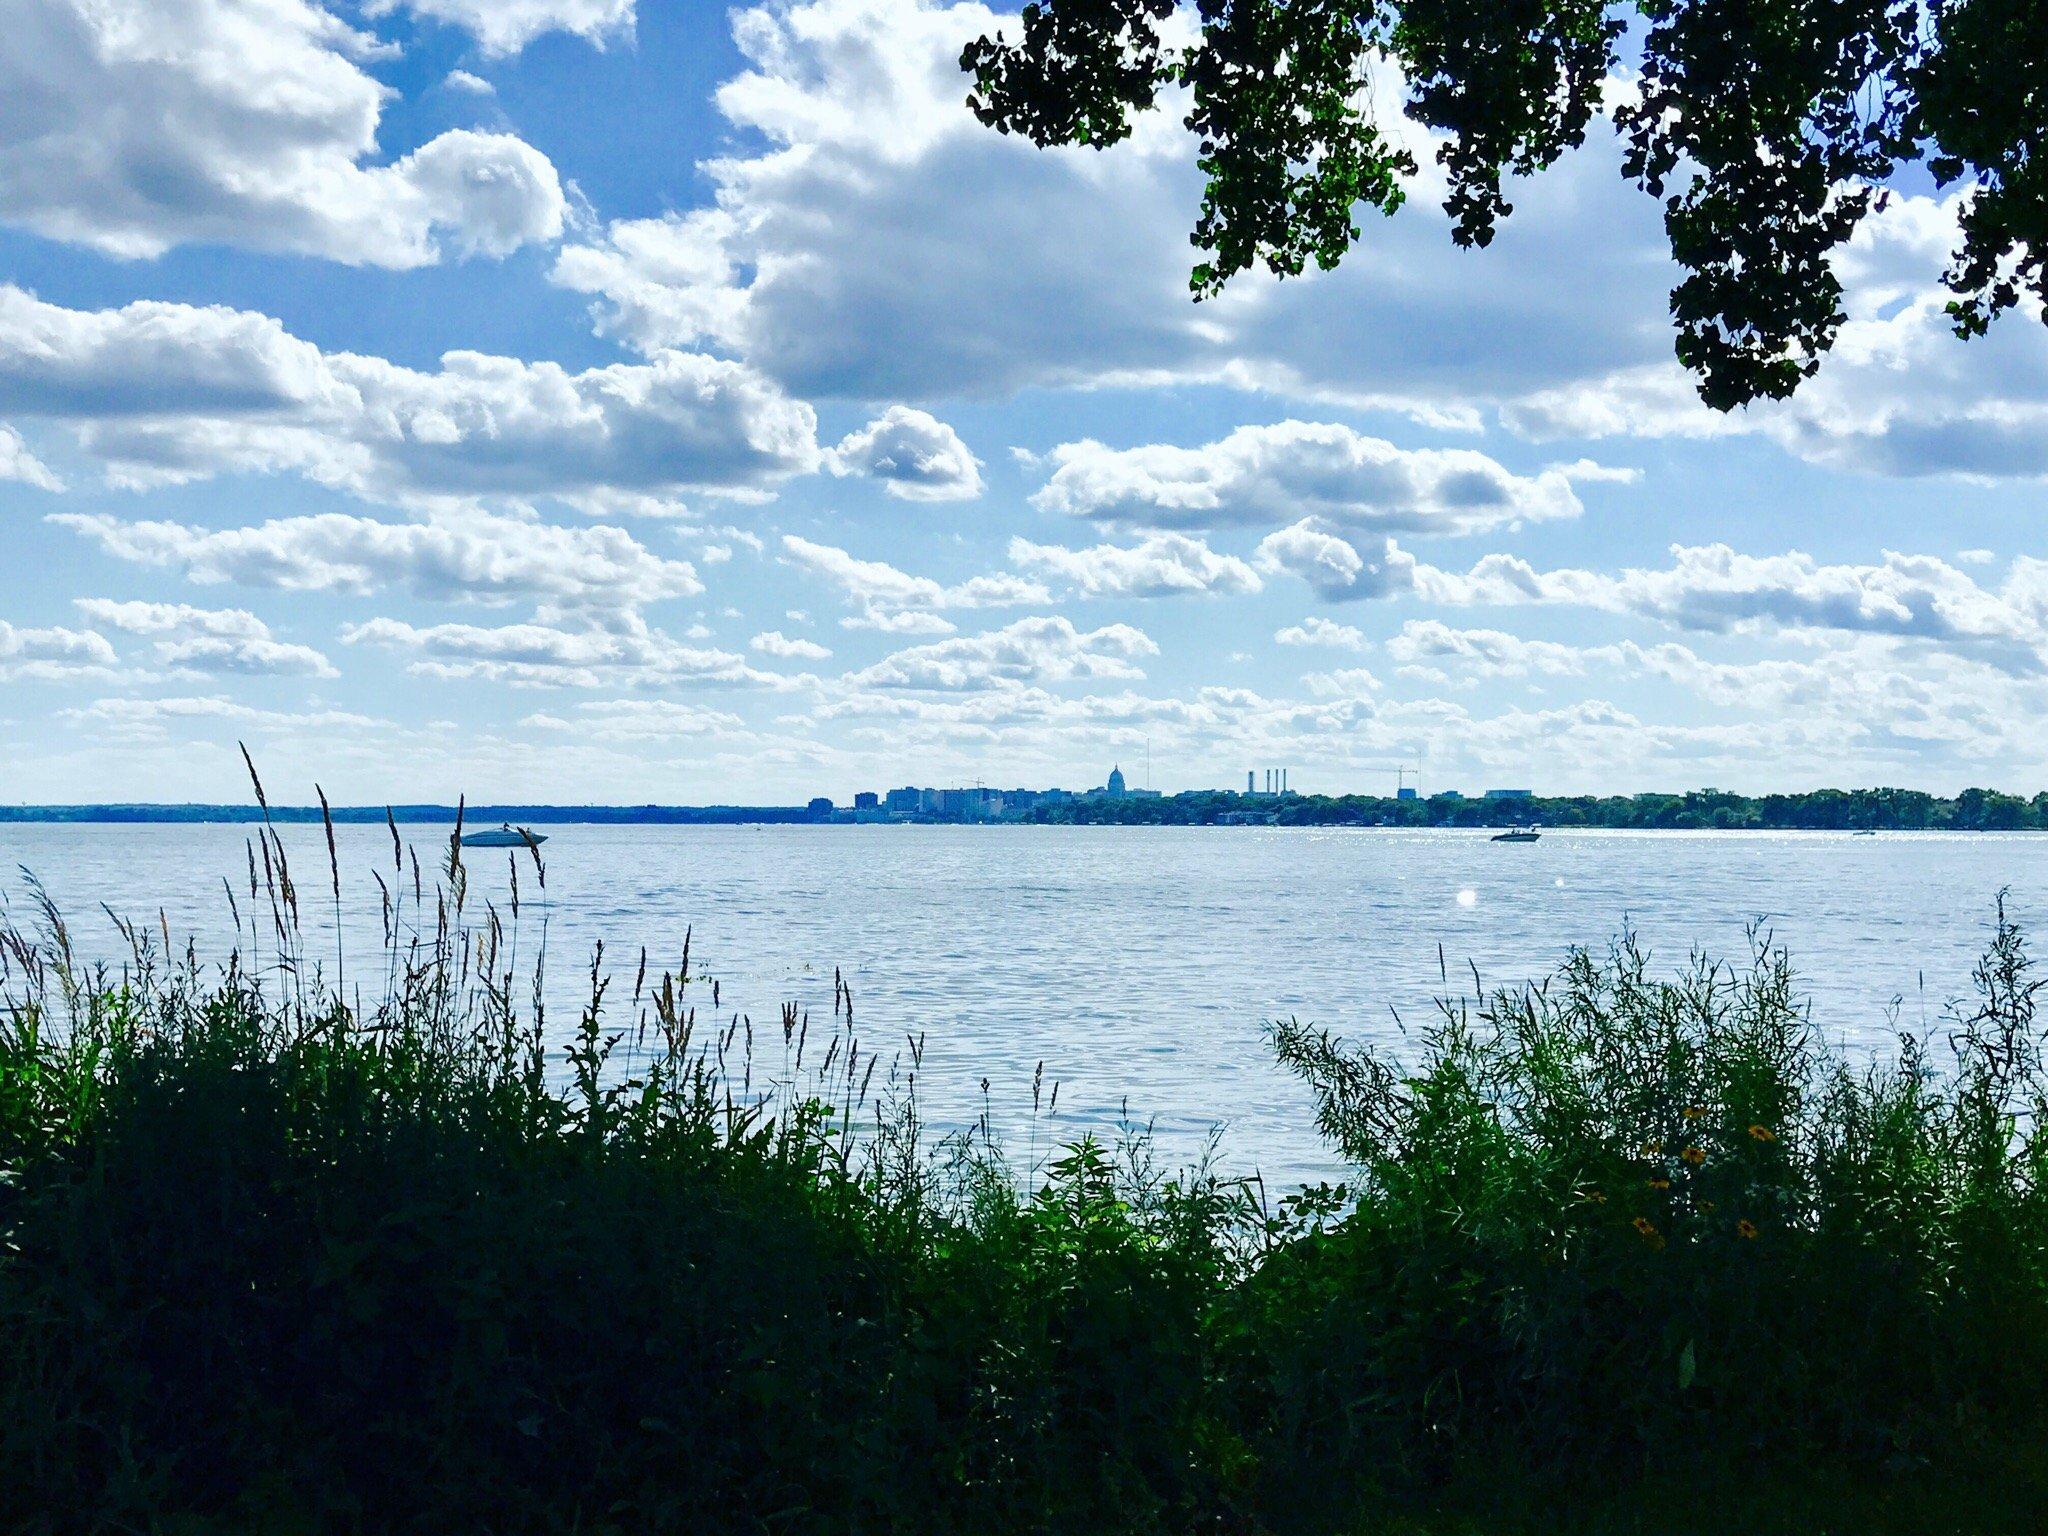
[0,803,816,825]
[6,786,2048,831]
[1034,786,2048,831]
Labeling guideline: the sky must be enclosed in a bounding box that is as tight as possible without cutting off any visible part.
[3,0,2048,806]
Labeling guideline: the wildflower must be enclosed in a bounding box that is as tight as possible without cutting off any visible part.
[1633,1216,1665,1250]
[1647,1177,1672,1191]
[1681,1145,1706,1166]
[1639,1140,1663,1158]
[1747,1124,1777,1143]
[1683,1105,1707,1121]
[1737,1219,1759,1240]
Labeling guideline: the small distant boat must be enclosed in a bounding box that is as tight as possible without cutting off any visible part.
[1492,827,1541,843]
[460,823,547,849]
[1852,829,1877,837]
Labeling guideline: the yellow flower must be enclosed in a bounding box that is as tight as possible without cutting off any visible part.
[1747,1124,1777,1143]
[1681,1145,1706,1166]
[1647,1177,1672,1191]
[1633,1216,1665,1250]
[1682,1106,1707,1121]
[1737,1219,1759,1240]
[1639,1140,1663,1158]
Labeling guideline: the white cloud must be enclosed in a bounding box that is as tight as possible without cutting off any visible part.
[72,597,334,677]
[0,618,116,679]
[1255,521,1421,602]
[781,533,1047,628]
[56,509,703,616]
[1470,544,2048,663]
[0,425,60,489]
[0,287,821,507]
[1386,620,1603,679]
[549,0,1673,418]
[343,613,815,689]
[1276,616,1367,650]
[444,69,495,95]
[1253,528,2048,671]
[830,405,982,500]
[1033,422,1582,535]
[1007,532,1262,598]
[751,629,832,659]
[548,0,2048,485]
[0,0,564,266]
[59,694,381,736]
[844,615,1159,690]
[373,0,635,57]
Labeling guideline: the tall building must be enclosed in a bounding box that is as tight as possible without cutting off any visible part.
[1106,764,1127,798]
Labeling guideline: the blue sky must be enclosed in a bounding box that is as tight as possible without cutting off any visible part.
[4,0,2048,805]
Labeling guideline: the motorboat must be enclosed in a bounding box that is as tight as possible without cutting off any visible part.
[1491,827,1541,843]
[459,823,547,849]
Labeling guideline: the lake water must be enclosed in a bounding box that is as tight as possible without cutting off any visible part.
[2,823,2040,1186]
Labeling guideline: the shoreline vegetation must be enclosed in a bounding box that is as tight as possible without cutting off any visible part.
[5,807,2048,1532]
[7,783,2048,830]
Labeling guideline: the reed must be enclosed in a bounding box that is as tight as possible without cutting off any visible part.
[3,808,2047,1533]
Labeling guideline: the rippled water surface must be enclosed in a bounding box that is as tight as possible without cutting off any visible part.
[4,823,2041,1185]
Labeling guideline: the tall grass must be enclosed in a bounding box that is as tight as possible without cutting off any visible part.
[4,808,2048,1532]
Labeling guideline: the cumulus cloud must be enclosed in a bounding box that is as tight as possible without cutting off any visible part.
[55,509,703,616]
[1252,528,2048,671]
[545,0,2048,485]
[1255,522,1422,602]
[73,598,335,677]
[1032,422,1582,535]
[0,287,821,507]
[0,618,116,679]
[0,425,60,489]
[780,534,1047,628]
[1473,544,2048,664]
[1385,620,1605,679]
[845,615,1160,690]
[751,629,832,660]
[1275,617,1368,650]
[549,0,1674,421]
[830,406,982,500]
[1007,533,1262,598]
[373,0,635,57]
[0,0,565,266]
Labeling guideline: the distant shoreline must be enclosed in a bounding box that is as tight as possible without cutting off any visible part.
[0,805,819,826]
[0,797,2044,834]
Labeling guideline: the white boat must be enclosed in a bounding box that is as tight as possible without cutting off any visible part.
[1492,826,1541,843]
[459,823,547,849]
